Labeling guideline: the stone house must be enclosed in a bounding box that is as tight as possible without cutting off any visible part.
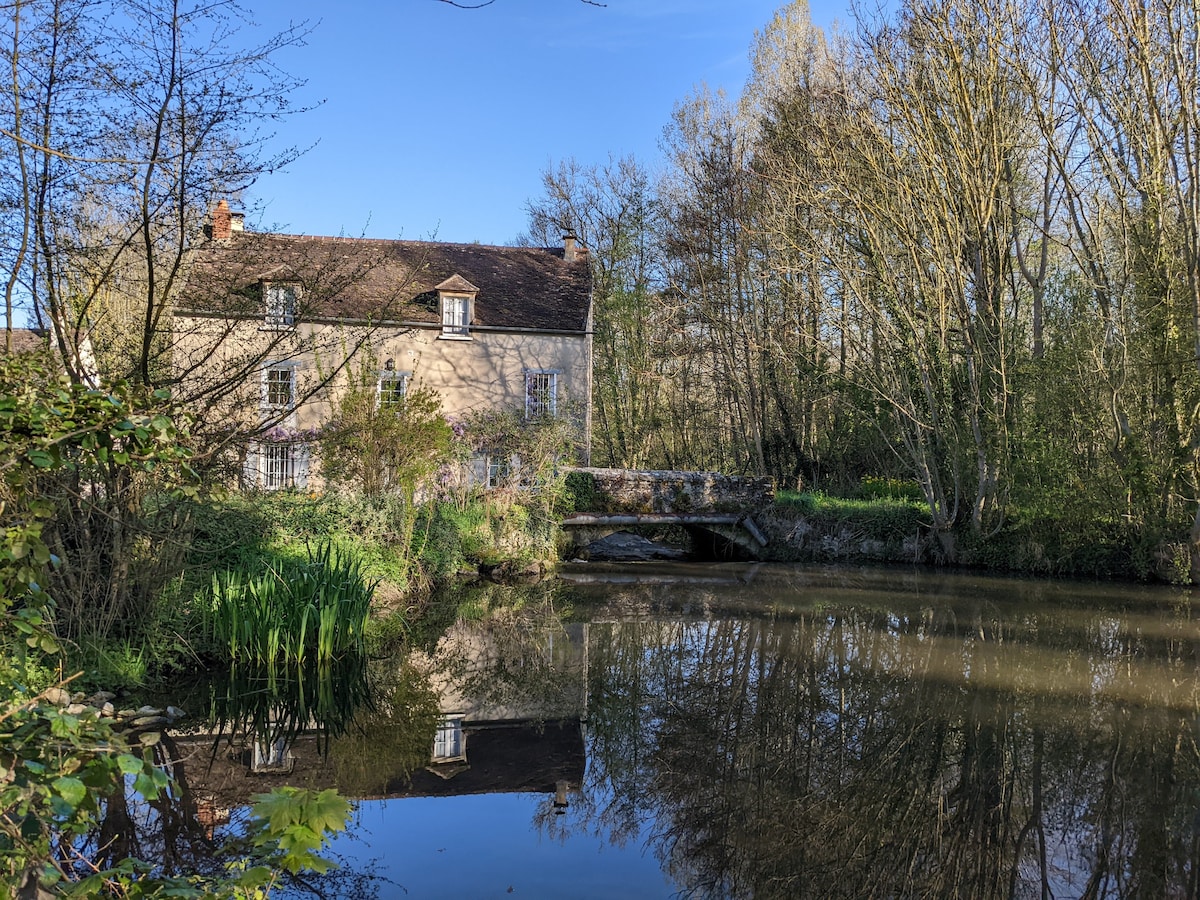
[175,202,593,490]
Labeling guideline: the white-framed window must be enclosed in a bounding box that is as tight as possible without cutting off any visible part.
[377,370,411,406]
[486,453,512,488]
[262,362,297,413]
[432,716,465,762]
[251,736,294,774]
[264,282,297,328]
[441,295,470,336]
[244,441,310,491]
[525,370,558,418]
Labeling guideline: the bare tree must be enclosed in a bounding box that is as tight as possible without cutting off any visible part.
[524,155,669,468]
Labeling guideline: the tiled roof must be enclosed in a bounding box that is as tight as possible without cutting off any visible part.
[180,232,591,332]
[435,274,481,294]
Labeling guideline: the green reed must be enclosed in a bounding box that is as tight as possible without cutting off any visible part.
[207,542,376,665]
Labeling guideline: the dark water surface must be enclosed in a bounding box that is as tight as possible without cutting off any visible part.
[181,563,1200,898]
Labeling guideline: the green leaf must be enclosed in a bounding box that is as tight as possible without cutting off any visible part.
[305,789,351,837]
[117,754,145,776]
[52,776,87,807]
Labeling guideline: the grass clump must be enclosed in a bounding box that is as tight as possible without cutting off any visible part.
[205,542,375,665]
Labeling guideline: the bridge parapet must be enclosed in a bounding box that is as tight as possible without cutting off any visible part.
[565,467,775,515]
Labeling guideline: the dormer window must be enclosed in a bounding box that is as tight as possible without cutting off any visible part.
[442,295,470,336]
[264,282,298,329]
[435,274,479,339]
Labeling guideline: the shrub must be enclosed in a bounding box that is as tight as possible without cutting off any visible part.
[560,469,602,513]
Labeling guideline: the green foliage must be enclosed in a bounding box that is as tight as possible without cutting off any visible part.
[808,495,931,541]
[319,371,452,500]
[458,404,581,493]
[0,357,348,897]
[205,543,375,665]
[770,491,931,564]
[560,469,602,513]
[858,476,925,504]
[0,674,351,898]
[75,639,150,689]
[245,788,351,876]
[327,658,441,795]
[0,681,168,895]
[0,357,200,650]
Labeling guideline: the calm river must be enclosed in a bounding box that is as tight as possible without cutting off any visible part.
[175,562,1200,898]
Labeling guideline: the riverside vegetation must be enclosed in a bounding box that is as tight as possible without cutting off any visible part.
[0,337,1189,892]
[7,0,1200,893]
[0,354,581,896]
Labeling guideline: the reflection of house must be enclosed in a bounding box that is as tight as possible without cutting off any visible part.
[417,620,589,789]
[171,620,590,809]
[175,203,593,489]
[173,720,585,809]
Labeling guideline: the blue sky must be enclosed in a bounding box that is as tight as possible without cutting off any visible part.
[242,0,854,246]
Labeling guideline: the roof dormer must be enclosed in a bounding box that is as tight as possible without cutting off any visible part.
[436,274,479,339]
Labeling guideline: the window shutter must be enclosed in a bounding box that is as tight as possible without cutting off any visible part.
[243,443,261,489]
[294,443,311,490]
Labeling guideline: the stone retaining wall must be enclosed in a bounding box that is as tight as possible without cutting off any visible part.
[567,467,775,514]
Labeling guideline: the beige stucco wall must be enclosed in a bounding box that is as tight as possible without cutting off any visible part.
[171,315,592,453]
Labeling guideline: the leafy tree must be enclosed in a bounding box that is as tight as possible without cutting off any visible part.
[523,155,668,468]
[319,370,453,502]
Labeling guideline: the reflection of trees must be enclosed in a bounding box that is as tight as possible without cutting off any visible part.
[425,581,584,720]
[569,575,1200,898]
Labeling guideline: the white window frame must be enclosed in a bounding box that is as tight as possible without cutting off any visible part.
[524,370,558,419]
[264,282,298,329]
[245,440,310,491]
[432,716,466,763]
[441,294,471,337]
[485,452,513,488]
[251,736,294,773]
[261,362,297,414]
[376,370,411,406]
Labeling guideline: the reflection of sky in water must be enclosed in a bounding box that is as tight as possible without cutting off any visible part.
[242,565,1200,898]
[310,793,673,899]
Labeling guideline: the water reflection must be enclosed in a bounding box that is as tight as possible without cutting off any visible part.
[560,564,1200,898]
[161,565,1200,897]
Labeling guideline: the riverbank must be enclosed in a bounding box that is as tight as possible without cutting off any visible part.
[72,481,1185,694]
[753,492,1187,583]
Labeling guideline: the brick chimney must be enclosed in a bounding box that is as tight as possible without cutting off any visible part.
[563,232,578,263]
[211,200,232,241]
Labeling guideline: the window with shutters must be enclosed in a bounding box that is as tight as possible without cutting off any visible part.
[245,441,310,491]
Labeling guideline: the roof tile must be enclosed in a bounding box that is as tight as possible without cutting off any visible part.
[181,233,592,332]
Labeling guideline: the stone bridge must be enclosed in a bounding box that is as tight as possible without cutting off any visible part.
[561,467,775,558]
